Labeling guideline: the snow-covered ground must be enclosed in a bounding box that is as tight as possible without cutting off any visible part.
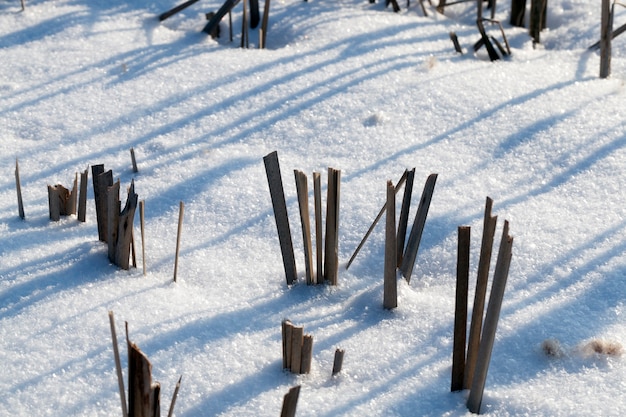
[1,0,625,415]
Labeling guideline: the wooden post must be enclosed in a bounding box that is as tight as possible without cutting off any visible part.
[346,170,408,270]
[107,181,121,264]
[600,0,612,79]
[108,311,128,417]
[263,151,298,285]
[400,173,438,283]
[173,201,184,282]
[324,168,341,285]
[78,168,88,222]
[314,172,323,284]
[383,180,397,310]
[464,197,497,389]
[510,0,526,27]
[116,181,139,270]
[451,226,470,392]
[332,348,345,375]
[467,221,513,414]
[280,385,300,417]
[15,159,25,219]
[396,168,415,267]
[301,335,313,374]
[140,200,146,276]
[130,148,138,173]
[294,170,314,285]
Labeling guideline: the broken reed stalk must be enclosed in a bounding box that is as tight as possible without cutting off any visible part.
[107,181,121,263]
[173,201,185,282]
[167,375,182,417]
[314,172,323,284]
[332,348,345,375]
[130,148,138,173]
[346,169,408,270]
[116,181,138,270]
[15,159,25,219]
[127,335,161,417]
[324,168,341,285]
[48,185,61,221]
[260,0,271,49]
[159,0,200,21]
[510,0,526,27]
[281,320,312,374]
[396,168,415,267]
[467,221,513,414]
[93,166,113,242]
[264,151,298,285]
[400,173,438,283]
[383,180,397,310]
[241,0,249,48]
[280,385,301,417]
[464,197,497,389]
[108,311,128,417]
[78,168,88,222]
[295,170,314,284]
[290,325,304,374]
[600,0,612,78]
[140,200,146,276]
[529,0,547,44]
[451,226,470,392]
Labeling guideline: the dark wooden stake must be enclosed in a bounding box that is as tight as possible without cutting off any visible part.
[130,148,138,173]
[314,172,323,284]
[400,173,438,283]
[108,311,128,417]
[263,151,298,285]
[15,159,25,219]
[467,221,513,414]
[295,170,314,284]
[450,32,463,54]
[451,226,470,392]
[280,385,301,417]
[324,168,341,285]
[464,197,497,389]
[173,201,184,282]
[78,168,88,222]
[241,0,248,48]
[332,348,345,375]
[383,180,397,310]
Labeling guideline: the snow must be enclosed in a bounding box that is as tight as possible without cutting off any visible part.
[1,0,626,415]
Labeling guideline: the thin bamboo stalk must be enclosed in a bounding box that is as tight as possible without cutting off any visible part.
[173,201,185,282]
